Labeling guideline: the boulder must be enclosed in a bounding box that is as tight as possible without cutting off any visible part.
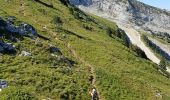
[18,23,37,37]
[0,16,38,38]
[0,18,7,35]
[6,22,18,33]
[0,17,7,28]
[0,45,4,52]
[19,50,31,56]
[0,42,15,53]
[49,46,62,55]
[7,16,16,24]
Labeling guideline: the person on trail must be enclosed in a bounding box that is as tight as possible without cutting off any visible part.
[90,88,99,100]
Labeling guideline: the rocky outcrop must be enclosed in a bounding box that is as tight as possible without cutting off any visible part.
[19,51,32,56]
[0,16,38,38]
[0,42,15,53]
[0,16,39,54]
[69,0,92,6]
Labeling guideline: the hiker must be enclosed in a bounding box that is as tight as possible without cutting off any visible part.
[0,80,7,89]
[90,88,99,100]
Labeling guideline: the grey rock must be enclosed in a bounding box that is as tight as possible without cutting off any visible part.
[19,51,31,56]
[69,0,92,6]
[6,23,18,33]
[0,45,4,52]
[0,42,15,53]
[18,23,37,37]
[0,18,7,31]
[155,90,162,98]
[7,16,16,23]
[49,46,62,55]
[0,16,38,38]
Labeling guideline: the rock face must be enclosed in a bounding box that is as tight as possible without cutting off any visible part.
[0,17,38,38]
[0,16,39,54]
[69,0,170,34]
[0,42,15,53]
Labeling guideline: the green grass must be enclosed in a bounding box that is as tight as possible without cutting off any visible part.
[0,0,170,99]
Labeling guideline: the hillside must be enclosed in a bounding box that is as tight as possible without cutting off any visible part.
[0,0,170,100]
[71,0,170,72]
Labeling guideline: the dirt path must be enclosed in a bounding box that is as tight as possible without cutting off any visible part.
[66,43,101,99]
[46,29,101,99]
[19,2,26,16]
[66,43,95,84]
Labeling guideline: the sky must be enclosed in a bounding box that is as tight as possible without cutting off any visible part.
[138,0,170,10]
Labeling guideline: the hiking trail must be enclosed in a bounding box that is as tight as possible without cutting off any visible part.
[19,2,26,16]
[47,29,102,99]
[67,43,102,99]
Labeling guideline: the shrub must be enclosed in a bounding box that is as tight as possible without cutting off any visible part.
[52,16,63,27]
[130,45,148,59]
[106,27,114,38]
[58,0,69,6]
[83,24,93,31]
[107,27,130,47]
[69,7,94,22]
[0,87,37,100]
[159,58,167,70]
[38,8,47,15]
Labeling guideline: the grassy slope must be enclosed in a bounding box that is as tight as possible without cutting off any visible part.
[0,0,170,99]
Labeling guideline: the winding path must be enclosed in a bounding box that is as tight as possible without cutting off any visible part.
[66,43,101,99]
[47,29,101,99]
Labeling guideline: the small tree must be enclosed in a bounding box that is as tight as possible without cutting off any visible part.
[130,45,147,59]
[52,16,63,31]
[59,0,68,6]
[52,16,63,27]
[159,58,167,70]
[106,27,114,38]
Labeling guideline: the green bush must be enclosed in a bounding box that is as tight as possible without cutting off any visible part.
[38,8,47,15]
[159,58,167,70]
[0,87,37,100]
[52,16,63,27]
[82,24,93,31]
[106,27,114,38]
[130,44,147,59]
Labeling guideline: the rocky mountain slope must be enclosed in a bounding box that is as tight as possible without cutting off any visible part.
[70,0,170,72]
[70,0,170,34]
[0,0,170,99]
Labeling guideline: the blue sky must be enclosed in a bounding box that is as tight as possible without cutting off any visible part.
[138,0,170,10]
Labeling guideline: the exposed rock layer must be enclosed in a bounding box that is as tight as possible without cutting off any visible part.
[69,0,170,34]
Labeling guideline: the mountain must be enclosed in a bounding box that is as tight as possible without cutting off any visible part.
[70,0,170,34]
[0,0,170,100]
[70,0,170,71]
